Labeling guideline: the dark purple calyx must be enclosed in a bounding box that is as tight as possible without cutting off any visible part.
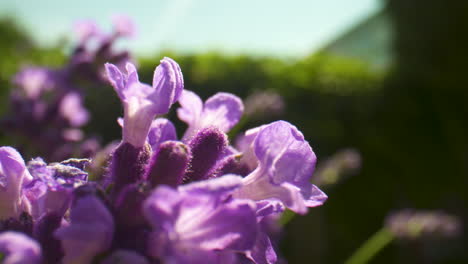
[33,212,63,263]
[0,212,33,235]
[108,142,151,199]
[209,153,247,178]
[114,183,149,228]
[145,141,191,188]
[184,127,228,183]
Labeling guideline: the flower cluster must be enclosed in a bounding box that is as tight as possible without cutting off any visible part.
[0,56,326,264]
[386,209,461,240]
[0,16,134,161]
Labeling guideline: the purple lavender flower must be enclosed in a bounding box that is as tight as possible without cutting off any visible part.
[233,121,327,214]
[0,231,42,264]
[312,148,362,187]
[24,158,88,220]
[177,90,244,141]
[1,32,330,263]
[0,147,32,219]
[73,20,100,44]
[235,125,266,172]
[244,90,285,121]
[13,67,53,100]
[105,58,183,148]
[59,92,90,127]
[143,176,257,264]
[55,193,114,264]
[386,209,462,240]
[112,14,136,38]
[246,200,285,264]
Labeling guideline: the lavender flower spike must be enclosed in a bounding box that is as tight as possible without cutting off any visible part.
[233,121,327,214]
[143,176,258,264]
[105,57,183,147]
[112,14,136,38]
[59,92,90,127]
[0,147,31,219]
[178,90,244,141]
[55,193,114,264]
[0,231,42,264]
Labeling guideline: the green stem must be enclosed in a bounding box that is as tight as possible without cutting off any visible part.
[344,227,394,264]
[228,116,250,140]
[279,209,296,226]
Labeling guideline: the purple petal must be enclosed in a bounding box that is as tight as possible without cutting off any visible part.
[255,200,285,220]
[55,195,114,264]
[59,92,90,127]
[112,14,136,38]
[13,67,53,99]
[147,118,177,151]
[73,20,99,43]
[0,231,42,264]
[125,62,139,85]
[24,158,88,219]
[304,184,328,207]
[179,174,243,199]
[254,121,316,186]
[233,121,327,213]
[245,232,277,264]
[151,57,184,114]
[177,90,203,129]
[179,91,244,141]
[107,59,183,147]
[0,147,29,219]
[143,186,182,229]
[180,199,257,251]
[235,125,265,171]
[144,185,257,262]
[202,92,244,132]
[234,176,308,214]
[105,63,125,100]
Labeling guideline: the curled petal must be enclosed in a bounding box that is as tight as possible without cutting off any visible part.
[151,57,184,114]
[179,91,243,141]
[55,195,114,264]
[0,231,42,264]
[233,121,327,213]
[0,147,29,219]
[177,90,203,127]
[104,63,125,99]
[143,182,257,263]
[202,92,244,133]
[253,121,316,187]
[106,59,183,147]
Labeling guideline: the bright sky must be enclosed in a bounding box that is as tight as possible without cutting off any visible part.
[0,0,383,57]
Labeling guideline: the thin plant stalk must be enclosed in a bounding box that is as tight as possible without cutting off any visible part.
[344,227,394,264]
